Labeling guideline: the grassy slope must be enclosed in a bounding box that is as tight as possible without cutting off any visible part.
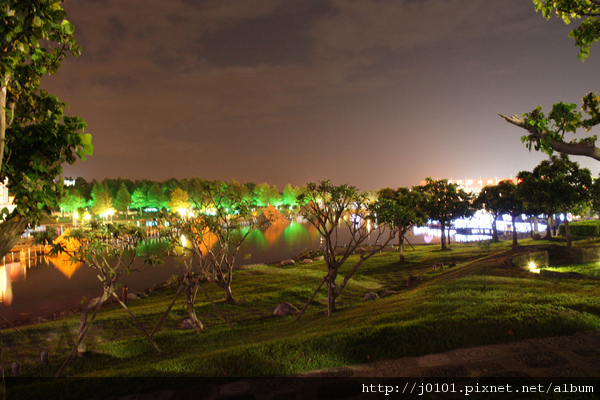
[4,239,600,381]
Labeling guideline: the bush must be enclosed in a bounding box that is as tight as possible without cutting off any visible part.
[559,220,600,237]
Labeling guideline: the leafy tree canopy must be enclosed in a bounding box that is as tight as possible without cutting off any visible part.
[533,0,600,62]
[0,1,92,257]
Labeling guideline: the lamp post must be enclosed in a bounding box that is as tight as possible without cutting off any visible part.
[73,211,79,228]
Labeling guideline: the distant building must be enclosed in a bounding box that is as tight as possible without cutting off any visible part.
[0,179,15,214]
[419,177,520,194]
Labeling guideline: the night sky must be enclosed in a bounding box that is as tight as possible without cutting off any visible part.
[43,0,600,190]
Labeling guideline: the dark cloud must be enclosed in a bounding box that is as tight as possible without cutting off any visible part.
[47,0,600,189]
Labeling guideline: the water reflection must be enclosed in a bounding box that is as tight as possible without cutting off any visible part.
[48,255,83,279]
[0,220,495,322]
[0,254,33,306]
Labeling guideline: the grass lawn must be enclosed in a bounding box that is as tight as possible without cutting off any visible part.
[544,262,600,278]
[4,238,600,396]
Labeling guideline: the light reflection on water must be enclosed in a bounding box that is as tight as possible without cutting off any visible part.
[0,220,507,323]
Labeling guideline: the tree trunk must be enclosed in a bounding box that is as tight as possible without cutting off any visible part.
[440,220,447,251]
[78,294,104,357]
[0,214,28,259]
[512,214,518,248]
[534,216,539,234]
[398,234,405,263]
[326,268,336,317]
[0,81,8,172]
[529,217,534,239]
[545,216,553,239]
[563,206,571,247]
[184,277,203,332]
[491,215,499,242]
[222,282,239,305]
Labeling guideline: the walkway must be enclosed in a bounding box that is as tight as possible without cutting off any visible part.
[102,330,600,399]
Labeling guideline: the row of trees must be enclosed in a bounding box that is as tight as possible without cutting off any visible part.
[58,178,306,217]
[477,154,596,248]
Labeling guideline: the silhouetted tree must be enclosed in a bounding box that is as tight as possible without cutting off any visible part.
[376,187,426,262]
[415,178,474,251]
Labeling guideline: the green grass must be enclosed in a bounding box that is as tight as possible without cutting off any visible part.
[3,238,600,388]
[544,262,600,278]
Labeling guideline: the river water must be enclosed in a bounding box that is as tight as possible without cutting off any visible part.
[0,220,485,324]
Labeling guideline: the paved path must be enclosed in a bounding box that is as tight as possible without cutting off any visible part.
[302,330,600,378]
[100,331,600,399]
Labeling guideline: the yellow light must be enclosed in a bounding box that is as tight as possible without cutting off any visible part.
[73,212,79,220]
[529,261,540,273]
[84,213,91,221]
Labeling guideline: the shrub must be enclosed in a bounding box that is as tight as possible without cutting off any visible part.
[559,220,600,237]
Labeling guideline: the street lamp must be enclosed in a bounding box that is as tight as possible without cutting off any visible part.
[73,211,79,228]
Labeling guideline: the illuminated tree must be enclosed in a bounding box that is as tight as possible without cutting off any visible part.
[296,181,400,318]
[58,188,86,215]
[282,183,302,208]
[376,187,426,262]
[168,187,191,214]
[0,1,92,257]
[500,1,599,162]
[147,182,167,210]
[130,187,148,215]
[90,184,113,217]
[255,182,281,207]
[415,178,474,251]
[114,183,131,216]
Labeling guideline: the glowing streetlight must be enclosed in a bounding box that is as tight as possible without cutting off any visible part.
[73,211,79,227]
[529,261,540,274]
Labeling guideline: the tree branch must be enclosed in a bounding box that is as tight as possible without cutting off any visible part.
[499,113,600,161]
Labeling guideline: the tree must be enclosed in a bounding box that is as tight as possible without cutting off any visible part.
[0,1,92,257]
[168,187,190,215]
[518,170,557,240]
[130,186,148,215]
[296,181,400,318]
[153,184,262,334]
[147,182,167,210]
[114,182,131,216]
[90,183,113,217]
[474,185,504,242]
[58,187,86,215]
[415,178,474,251]
[376,187,426,262]
[533,0,600,62]
[494,181,526,248]
[500,1,600,162]
[282,183,302,209]
[519,154,592,246]
[50,224,162,376]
